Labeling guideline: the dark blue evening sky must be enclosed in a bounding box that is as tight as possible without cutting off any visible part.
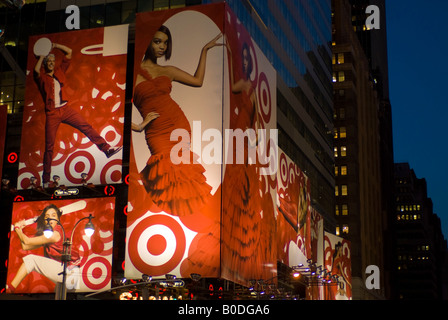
[386,0,448,237]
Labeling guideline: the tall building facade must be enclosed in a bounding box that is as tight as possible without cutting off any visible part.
[0,0,337,299]
[206,0,335,227]
[332,0,386,299]
[394,163,448,300]
[348,0,395,299]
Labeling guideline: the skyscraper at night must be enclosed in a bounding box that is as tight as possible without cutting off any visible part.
[332,0,393,299]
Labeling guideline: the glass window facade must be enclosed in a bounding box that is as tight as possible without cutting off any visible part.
[205,0,334,219]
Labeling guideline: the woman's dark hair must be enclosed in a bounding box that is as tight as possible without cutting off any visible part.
[35,204,62,236]
[143,25,172,62]
[241,42,253,79]
[333,241,343,259]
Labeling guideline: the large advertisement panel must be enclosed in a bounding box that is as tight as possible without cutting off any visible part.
[306,207,324,300]
[323,232,352,300]
[276,148,311,268]
[18,25,128,189]
[6,197,115,294]
[0,104,6,187]
[125,4,224,279]
[221,6,277,286]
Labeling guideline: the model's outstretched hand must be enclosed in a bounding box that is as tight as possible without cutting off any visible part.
[203,33,224,51]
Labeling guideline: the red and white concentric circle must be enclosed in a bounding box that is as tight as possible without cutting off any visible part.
[128,214,187,276]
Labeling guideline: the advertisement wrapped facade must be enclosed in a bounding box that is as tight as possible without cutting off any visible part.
[323,232,352,300]
[6,198,115,294]
[126,4,224,280]
[18,25,128,189]
[221,4,277,286]
[125,3,277,287]
[276,148,311,268]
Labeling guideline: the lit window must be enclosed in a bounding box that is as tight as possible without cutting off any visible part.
[341,185,348,196]
[338,71,345,82]
[341,146,347,157]
[335,205,340,216]
[334,147,338,157]
[341,166,347,175]
[335,186,339,196]
[342,224,349,234]
[332,72,337,83]
[336,226,340,236]
[337,53,345,64]
[340,127,346,138]
[334,128,338,139]
[335,166,339,176]
[332,54,336,65]
[342,204,348,215]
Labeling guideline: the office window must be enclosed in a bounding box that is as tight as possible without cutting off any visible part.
[342,204,348,215]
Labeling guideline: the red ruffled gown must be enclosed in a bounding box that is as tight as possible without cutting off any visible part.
[132,68,212,217]
[221,85,264,284]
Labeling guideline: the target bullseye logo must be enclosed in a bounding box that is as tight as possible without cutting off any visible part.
[7,152,18,163]
[128,214,187,276]
[82,257,112,290]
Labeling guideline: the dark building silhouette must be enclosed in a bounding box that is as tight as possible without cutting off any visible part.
[393,163,448,300]
[332,0,392,299]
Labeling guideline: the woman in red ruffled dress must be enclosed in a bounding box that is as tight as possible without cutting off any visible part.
[221,40,264,283]
[131,25,223,218]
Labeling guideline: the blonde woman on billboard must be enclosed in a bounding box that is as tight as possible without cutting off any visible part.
[7,204,80,293]
[131,25,222,217]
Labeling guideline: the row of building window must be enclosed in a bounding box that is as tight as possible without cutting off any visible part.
[334,126,346,139]
[335,204,348,216]
[397,214,422,221]
[335,224,349,236]
[332,71,345,83]
[335,165,347,176]
[334,107,346,120]
[397,204,421,212]
[332,53,345,65]
[335,185,348,196]
[334,146,347,157]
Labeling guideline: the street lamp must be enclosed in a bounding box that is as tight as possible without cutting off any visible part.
[44,214,95,300]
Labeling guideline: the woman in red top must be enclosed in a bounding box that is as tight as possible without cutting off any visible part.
[7,204,79,293]
[131,25,223,217]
